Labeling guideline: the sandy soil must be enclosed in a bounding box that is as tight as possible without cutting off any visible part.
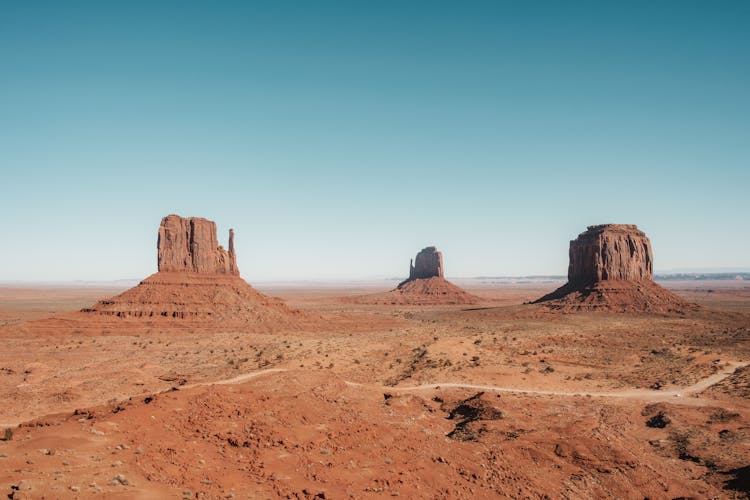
[0,280,749,498]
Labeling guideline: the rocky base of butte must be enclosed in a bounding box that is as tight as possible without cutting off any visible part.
[391,276,482,305]
[535,224,692,313]
[81,272,306,327]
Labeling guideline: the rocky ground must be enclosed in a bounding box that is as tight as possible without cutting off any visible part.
[0,281,748,498]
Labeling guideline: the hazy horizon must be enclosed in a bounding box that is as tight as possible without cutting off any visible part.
[3,268,749,287]
[2,2,749,281]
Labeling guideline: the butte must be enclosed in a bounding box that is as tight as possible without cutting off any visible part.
[534,224,692,313]
[82,214,308,328]
[353,246,481,305]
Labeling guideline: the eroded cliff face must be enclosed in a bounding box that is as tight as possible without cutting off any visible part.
[568,224,653,286]
[408,246,444,280]
[157,215,238,276]
[535,224,691,312]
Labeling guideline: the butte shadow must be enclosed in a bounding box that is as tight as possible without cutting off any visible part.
[349,246,482,305]
[534,224,694,313]
[81,214,311,329]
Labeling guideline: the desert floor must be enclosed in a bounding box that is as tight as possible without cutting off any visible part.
[0,280,748,499]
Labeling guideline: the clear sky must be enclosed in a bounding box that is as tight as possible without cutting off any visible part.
[2,1,749,281]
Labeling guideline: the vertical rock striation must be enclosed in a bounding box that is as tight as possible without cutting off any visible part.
[157,215,239,276]
[408,246,444,280]
[567,224,653,286]
[535,224,691,312]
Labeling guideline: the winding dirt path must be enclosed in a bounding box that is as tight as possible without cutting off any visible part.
[184,368,287,388]
[364,361,748,407]
[177,361,749,408]
[1,363,745,428]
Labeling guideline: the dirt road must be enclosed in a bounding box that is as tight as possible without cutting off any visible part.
[1,362,744,429]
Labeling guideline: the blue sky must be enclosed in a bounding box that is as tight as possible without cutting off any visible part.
[1,1,748,281]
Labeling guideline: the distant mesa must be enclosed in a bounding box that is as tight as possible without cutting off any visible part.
[351,246,481,305]
[82,214,307,327]
[534,224,692,312]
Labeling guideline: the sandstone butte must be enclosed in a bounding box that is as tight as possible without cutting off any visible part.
[82,214,307,327]
[534,224,692,312]
[405,245,445,281]
[350,246,481,305]
[157,214,239,275]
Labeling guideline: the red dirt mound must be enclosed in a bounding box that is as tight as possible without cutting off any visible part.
[534,279,694,313]
[81,272,310,327]
[350,277,482,305]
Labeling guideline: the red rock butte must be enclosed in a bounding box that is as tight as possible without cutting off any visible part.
[534,224,691,312]
[81,215,308,327]
[405,246,444,281]
[157,215,239,275]
[351,246,480,305]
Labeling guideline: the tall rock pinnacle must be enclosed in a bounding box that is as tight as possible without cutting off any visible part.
[228,228,238,275]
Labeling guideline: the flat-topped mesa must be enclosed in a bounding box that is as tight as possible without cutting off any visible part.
[534,223,692,312]
[568,224,652,287]
[157,214,239,276]
[408,246,444,281]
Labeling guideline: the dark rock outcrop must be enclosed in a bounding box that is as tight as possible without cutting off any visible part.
[535,224,691,312]
[157,215,238,275]
[408,246,444,281]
